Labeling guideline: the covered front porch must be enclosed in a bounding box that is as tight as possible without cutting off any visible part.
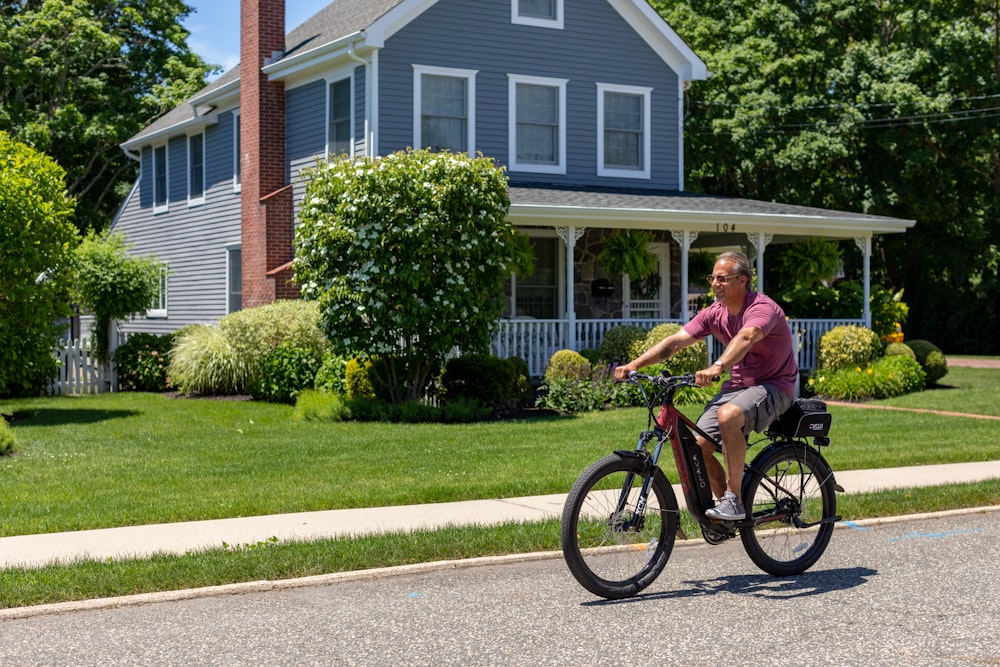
[492,185,915,377]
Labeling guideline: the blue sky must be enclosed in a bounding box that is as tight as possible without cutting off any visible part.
[183,1,332,78]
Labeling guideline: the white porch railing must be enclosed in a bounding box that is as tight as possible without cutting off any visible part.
[50,337,115,395]
[493,318,864,378]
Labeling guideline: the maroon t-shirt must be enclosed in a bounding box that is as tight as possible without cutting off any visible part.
[683,292,798,395]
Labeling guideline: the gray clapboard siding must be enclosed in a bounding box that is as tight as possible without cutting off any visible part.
[377,0,680,188]
[113,109,243,336]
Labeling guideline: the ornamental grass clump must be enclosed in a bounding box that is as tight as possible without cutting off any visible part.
[167,325,246,395]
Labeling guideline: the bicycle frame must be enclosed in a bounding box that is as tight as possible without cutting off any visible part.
[627,375,836,532]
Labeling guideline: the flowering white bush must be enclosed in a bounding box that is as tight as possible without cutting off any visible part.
[294,149,516,402]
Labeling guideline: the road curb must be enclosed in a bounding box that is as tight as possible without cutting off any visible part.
[2,505,997,622]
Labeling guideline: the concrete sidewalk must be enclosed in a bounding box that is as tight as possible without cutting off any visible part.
[2,460,999,570]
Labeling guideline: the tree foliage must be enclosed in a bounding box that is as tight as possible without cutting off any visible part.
[73,231,164,361]
[0,130,78,397]
[654,0,1000,352]
[295,149,516,403]
[0,0,215,231]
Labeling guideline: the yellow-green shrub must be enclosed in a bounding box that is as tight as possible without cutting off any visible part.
[633,323,707,374]
[817,325,882,371]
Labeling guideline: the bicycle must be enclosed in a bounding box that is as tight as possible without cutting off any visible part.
[560,371,843,599]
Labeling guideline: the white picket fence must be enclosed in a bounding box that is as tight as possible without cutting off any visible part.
[50,338,116,395]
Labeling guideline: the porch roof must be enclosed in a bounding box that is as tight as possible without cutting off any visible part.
[507,184,915,239]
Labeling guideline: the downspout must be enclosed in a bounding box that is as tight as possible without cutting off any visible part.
[346,43,372,157]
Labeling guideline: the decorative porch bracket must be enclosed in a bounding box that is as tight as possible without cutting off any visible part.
[855,236,872,329]
[556,226,586,349]
[670,230,698,321]
[746,232,773,293]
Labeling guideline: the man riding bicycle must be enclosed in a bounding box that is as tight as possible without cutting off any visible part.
[614,251,798,521]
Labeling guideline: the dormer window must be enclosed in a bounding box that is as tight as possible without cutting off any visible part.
[512,0,563,29]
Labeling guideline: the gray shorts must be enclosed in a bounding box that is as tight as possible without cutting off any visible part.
[695,385,793,448]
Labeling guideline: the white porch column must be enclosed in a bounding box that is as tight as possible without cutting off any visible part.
[855,237,872,329]
[746,232,773,293]
[671,230,698,321]
[556,226,585,349]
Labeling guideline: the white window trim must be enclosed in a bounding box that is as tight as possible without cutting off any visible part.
[412,64,477,157]
[226,244,242,314]
[232,108,242,193]
[512,0,564,29]
[147,265,168,319]
[326,74,355,160]
[596,82,652,179]
[187,132,206,206]
[153,144,169,214]
[508,74,568,175]
[508,229,565,319]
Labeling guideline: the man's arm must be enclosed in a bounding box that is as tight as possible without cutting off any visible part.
[614,329,698,379]
[693,325,764,386]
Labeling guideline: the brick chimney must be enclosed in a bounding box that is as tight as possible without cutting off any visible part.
[240,0,297,307]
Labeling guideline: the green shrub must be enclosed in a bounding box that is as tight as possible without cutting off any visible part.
[293,389,350,422]
[809,355,925,400]
[906,339,949,386]
[113,332,175,392]
[167,325,245,395]
[544,350,592,382]
[883,342,916,361]
[250,342,325,404]
[635,323,707,374]
[314,353,349,394]
[439,354,521,414]
[0,418,16,456]
[535,376,610,413]
[506,356,533,407]
[438,396,494,423]
[344,358,376,399]
[598,325,648,363]
[817,325,882,371]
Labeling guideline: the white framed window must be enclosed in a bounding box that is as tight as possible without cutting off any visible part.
[232,108,241,192]
[413,65,477,156]
[597,83,652,178]
[226,246,242,313]
[147,266,168,318]
[188,132,205,204]
[507,231,564,319]
[328,77,353,159]
[512,0,563,29]
[153,144,169,213]
[508,74,567,174]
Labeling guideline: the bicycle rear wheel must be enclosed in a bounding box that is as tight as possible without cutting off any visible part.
[560,454,679,599]
[740,444,837,576]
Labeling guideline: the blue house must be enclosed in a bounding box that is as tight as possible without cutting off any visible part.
[112,0,913,375]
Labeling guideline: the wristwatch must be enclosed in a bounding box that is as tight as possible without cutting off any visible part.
[712,360,724,369]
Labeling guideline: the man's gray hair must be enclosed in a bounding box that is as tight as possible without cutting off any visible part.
[718,251,753,281]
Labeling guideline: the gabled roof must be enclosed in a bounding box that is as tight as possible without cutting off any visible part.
[124,0,707,149]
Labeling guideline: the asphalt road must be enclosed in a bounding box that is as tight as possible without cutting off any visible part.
[1,510,997,666]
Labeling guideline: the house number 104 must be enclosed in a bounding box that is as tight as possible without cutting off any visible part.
[716,223,736,232]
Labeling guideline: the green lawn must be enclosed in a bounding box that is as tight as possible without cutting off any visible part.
[0,365,998,607]
[2,365,999,538]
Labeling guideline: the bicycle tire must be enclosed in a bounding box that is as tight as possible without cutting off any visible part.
[560,454,679,599]
[740,444,837,576]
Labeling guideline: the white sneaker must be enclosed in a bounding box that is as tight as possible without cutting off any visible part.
[706,491,745,521]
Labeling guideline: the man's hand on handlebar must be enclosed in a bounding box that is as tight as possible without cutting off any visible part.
[694,366,721,387]
[613,363,637,381]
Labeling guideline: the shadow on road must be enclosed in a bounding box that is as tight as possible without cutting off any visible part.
[583,566,878,606]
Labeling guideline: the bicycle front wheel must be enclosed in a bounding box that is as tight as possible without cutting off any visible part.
[740,444,837,576]
[560,454,679,599]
